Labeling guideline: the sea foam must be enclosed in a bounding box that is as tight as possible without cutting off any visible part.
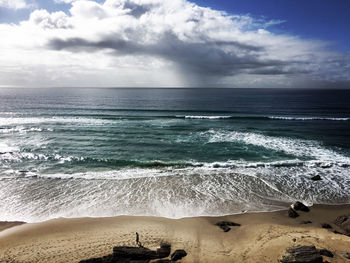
[203,129,350,163]
[176,115,350,121]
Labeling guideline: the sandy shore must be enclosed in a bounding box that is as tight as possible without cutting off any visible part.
[0,204,350,262]
[0,221,24,232]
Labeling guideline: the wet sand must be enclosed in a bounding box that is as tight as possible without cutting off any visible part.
[0,204,350,262]
[0,221,24,232]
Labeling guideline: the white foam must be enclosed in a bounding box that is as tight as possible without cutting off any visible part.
[203,129,350,163]
[0,126,47,134]
[28,168,171,181]
[177,115,349,121]
[0,142,20,153]
[0,152,48,162]
[1,163,349,222]
[205,159,349,169]
[180,115,232,119]
[268,116,349,121]
[0,148,86,163]
[10,156,349,182]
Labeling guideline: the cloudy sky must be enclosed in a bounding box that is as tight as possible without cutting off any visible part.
[0,0,349,88]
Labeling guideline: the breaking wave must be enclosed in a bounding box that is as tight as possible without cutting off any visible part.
[202,129,350,163]
[3,159,348,181]
[268,116,350,121]
[0,115,348,128]
[181,115,232,119]
[177,115,350,121]
[1,162,350,222]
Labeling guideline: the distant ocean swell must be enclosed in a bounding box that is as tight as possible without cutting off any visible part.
[0,115,349,126]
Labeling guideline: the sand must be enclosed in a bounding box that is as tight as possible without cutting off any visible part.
[0,222,24,233]
[0,204,350,263]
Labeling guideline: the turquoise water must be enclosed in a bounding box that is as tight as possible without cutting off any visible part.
[0,88,350,222]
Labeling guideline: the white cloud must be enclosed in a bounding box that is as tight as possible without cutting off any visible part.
[0,0,32,9]
[0,0,349,87]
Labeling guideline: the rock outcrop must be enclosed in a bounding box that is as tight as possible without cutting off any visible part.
[341,252,350,260]
[280,245,333,263]
[311,175,322,181]
[321,223,332,229]
[215,221,241,232]
[334,214,350,234]
[288,208,299,218]
[170,250,187,261]
[292,202,310,212]
[80,243,185,263]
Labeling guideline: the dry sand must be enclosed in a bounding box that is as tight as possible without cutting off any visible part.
[0,204,350,263]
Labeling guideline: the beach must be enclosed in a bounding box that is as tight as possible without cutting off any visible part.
[1,204,350,262]
[1,0,350,260]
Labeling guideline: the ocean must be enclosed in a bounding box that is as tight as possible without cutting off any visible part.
[0,88,349,222]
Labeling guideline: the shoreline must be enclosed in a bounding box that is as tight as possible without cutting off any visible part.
[0,221,25,232]
[1,204,350,262]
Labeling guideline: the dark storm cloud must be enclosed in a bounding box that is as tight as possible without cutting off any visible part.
[123,1,151,18]
[248,66,312,75]
[48,32,296,78]
[49,37,139,53]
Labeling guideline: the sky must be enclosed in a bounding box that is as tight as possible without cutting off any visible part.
[0,0,349,88]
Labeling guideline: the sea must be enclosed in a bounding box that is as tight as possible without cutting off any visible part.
[0,88,349,222]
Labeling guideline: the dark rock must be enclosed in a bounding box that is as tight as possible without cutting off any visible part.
[215,221,241,232]
[151,260,174,263]
[113,247,158,260]
[300,221,312,224]
[288,208,299,218]
[320,163,332,168]
[222,225,231,232]
[334,214,349,225]
[333,229,350,237]
[80,243,179,263]
[171,250,187,261]
[156,244,171,258]
[311,175,322,181]
[341,251,350,259]
[317,249,333,258]
[79,255,115,263]
[321,223,332,229]
[292,202,310,212]
[292,238,297,242]
[216,221,241,227]
[334,214,350,234]
[280,246,322,263]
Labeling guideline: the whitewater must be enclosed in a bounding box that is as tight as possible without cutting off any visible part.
[0,88,349,222]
